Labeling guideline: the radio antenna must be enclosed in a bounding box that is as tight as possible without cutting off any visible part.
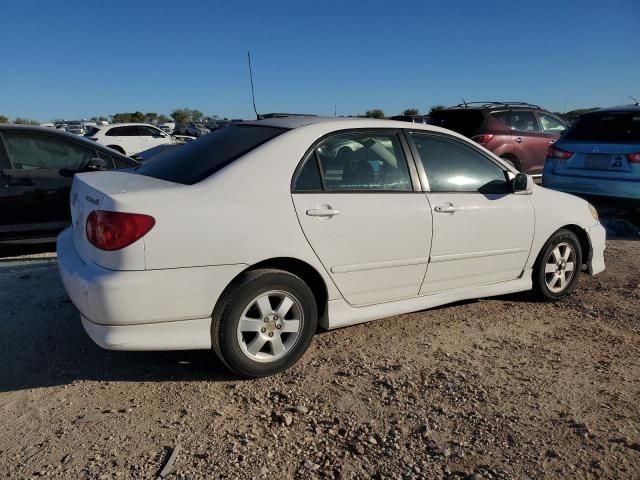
[248,51,259,119]
[630,96,639,106]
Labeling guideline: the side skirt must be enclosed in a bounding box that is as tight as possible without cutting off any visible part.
[323,270,533,330]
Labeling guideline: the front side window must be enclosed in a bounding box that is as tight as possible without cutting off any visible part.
[538,113,566,134]
[1,132,96,170]
[307,132,412,191]
[409,133,508,194]
[135,125,287,184]
[138,126,163,137]
[509,111,540,132]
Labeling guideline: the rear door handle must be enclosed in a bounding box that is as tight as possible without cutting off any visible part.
[306,207,341,217]
[434,204,461,213]
[514,136,523,143]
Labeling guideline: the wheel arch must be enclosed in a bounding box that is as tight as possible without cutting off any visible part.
[534,224,591,271]
[216,257,329,326]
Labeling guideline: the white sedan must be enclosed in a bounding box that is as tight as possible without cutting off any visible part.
[57,117,605,377]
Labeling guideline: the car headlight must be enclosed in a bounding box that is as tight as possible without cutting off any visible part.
[588,203,599,221]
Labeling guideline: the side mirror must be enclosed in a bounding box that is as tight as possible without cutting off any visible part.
[512,173,533,195]
[85,157,108,171]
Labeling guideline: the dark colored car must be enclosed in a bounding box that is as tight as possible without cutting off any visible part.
[0,125,138,244]
[429,102,567,174]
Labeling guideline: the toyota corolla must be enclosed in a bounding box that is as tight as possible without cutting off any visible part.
[57,117,605,377]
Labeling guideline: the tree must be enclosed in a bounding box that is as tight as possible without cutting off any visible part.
[144,112,158,124]
[402,108,420,116]
[157,114,171,123]
[429,105,446,115]
[365,109,385,119]
[112,113,133,123]
[189,109,204,123]
[171,108,190,125]
[0,115,9,123]
[14,117,39,125]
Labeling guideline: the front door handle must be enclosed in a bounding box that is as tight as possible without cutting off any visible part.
[514,136,523,144]
[434,204,461,213]
[306,207,341,217]
[7,177,35,187]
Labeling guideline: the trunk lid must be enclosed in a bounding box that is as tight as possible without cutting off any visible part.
[69,171,178,268]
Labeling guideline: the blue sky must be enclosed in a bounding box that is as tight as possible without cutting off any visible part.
[2,0,639,121]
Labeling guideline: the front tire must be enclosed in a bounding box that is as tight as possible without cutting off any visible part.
[212,269,317,377]
[533,229,582,300]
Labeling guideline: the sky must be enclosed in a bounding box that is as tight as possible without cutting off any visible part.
[2,0,639,122]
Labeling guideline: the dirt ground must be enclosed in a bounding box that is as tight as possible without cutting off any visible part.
[0,237,639,480]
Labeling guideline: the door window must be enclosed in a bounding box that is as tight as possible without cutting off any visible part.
[538,113,566,134]
[509,111,540,132]
[1,132,96,170]
[138,126,163,137]
[296,132,412,191]
[409,133,508,194]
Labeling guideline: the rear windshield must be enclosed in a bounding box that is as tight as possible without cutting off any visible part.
[429,110,485,137]
[134,125,287,184]
[565,112,640,144]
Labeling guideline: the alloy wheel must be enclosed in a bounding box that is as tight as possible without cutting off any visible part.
[544,242,576,293]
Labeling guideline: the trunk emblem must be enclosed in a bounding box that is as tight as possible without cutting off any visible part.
[85,195,100,206]
[592,146,600,153]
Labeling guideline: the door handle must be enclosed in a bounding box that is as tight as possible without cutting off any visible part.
[514,137,523,144]
[7,177,35,187]
[306,207,341,217]
[434,204,461,213]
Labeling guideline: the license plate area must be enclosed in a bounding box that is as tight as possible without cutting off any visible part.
[585,154,629,171]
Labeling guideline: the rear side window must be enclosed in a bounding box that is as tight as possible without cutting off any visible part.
[1,132,96,170]
[565,112,640,144]
[429,110,485,137]
[135,125,287,184]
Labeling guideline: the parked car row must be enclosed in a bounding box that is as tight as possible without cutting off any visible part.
[56,116,606,377]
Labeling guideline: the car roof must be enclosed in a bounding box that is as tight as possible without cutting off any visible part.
[94,123,160,128]
[0,124,136,162]
[581,104,640,115]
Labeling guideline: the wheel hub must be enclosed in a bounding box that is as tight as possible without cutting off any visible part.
[263,315,281,333]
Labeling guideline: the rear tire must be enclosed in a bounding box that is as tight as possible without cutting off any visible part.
[212,269,317,377]
[533,229,582,301]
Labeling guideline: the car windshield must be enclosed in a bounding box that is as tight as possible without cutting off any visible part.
[134,124,287,184]
[565,111,640,144]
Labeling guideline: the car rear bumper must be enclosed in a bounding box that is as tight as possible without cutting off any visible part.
[543,169,640,200]
[586,223,606,275]
[56,227,247,349]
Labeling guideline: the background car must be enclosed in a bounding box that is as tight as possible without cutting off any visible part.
[85,123,175,156]
[429,102,567,174]
[543,105,640,201]
[57,117,604,378]
[185,123,210,137]
[0,125,137,244]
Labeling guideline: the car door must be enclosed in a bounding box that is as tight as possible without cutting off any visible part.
[138,125,169,151]
[291,129,432,306]
[0,131,99,239]
[0,139,14,241]
[509,110,548,174]
[406,131,534,295]
[537,112,567,145]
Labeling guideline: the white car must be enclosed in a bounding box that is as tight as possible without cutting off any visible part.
[57,117,606,377]
[85,123,175,156]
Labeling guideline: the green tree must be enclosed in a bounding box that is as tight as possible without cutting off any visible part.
[157,114,171,123]
[145,112,158,124]
[112,112,133,123]
[0,115,9,123]
[171,108,190,124]
[189,109,204,123]
[429,105,446,115]
[365,109,385,119]
[402,108,420,116]
[14,117,39,125]
[131,111,146,123]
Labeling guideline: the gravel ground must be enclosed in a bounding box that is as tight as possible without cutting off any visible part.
[0,239,639,480]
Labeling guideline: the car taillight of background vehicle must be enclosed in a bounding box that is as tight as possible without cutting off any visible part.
[547,145,573,160]
[471,134,494,145]
[86,211,155,251]
[627,153,640,163]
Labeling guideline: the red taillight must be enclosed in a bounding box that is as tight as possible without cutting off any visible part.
[547,145,573,160]
[86,211,155,251]
[627,152,640,163]
[472,134,494,145]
